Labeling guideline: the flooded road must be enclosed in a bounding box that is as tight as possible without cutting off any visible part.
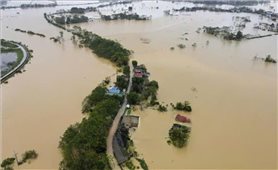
[1,0,277,169]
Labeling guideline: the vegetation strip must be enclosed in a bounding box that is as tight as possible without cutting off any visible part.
[15,28,46,38]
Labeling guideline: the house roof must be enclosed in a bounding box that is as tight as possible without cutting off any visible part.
[175,114,191,123]
[113,132,129,165]
[134,72,143,78]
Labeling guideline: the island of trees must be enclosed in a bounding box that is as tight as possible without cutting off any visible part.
[15,28,46,37]
[203,26,244,40]
[168,124,191,148]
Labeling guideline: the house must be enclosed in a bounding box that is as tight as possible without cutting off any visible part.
[175,114,191,123]
[107,86,122,96]
[134,72,144,78]
[133,66,150,78]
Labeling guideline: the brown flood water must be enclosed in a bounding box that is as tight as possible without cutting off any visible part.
[1,1,277,169]
[1,8,116,169]
[80,8,277,170]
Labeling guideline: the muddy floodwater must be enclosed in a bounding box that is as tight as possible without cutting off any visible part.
[1,0,277,169]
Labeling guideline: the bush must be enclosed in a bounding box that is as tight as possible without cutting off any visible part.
[19,150,38,164]
[132,60,138,67]
[174,101,192,112]
[136,158,149,170]
[1,157,15,169]
[158,104,167,112]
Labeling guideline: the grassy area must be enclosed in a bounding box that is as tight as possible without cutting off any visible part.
[1,39,18,48]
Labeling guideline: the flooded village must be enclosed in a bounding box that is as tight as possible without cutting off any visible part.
[0,0,277,169]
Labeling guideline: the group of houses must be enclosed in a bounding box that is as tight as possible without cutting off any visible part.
[113,114,140,166]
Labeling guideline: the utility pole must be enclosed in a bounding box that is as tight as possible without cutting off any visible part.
[13,150,19,165]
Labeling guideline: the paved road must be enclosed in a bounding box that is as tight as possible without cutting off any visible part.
[1,43,28,82]
[106,62,133,170]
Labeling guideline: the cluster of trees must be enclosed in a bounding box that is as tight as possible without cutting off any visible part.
[20,3,56,9]
[158,104,167,112]
[203,26,244,40]
[1,157,15,170]
[101,13,150,21]
[44,13,66,30]
[115,75,129,91]
[18,150,38,165]
[59,86,124,170]
[70,7,96,14]
[265,55,277,63]
[171,101,192,112]
[168,124,191,148]
[1,150,38,170]
[54,15,89,25]
[77,30,131,67]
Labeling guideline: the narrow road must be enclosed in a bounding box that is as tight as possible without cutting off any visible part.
[106,62,133,170]
[1,43,29,82]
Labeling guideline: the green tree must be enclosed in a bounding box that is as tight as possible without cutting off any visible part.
[115,75,128,91]
[1,157,15,169]
[132,60,138,67]
[236,31,243,40]
[127,92,140,105]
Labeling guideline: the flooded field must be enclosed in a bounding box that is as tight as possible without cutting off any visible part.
[1,53,17,73]
[1,0,277,169]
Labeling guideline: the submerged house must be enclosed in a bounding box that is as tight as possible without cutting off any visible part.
[107,86,123,96]
[175,114,191,123]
